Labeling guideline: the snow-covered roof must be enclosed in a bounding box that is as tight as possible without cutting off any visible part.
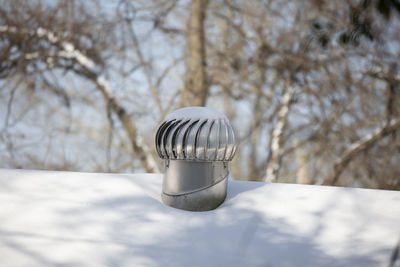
[0,169,399,267]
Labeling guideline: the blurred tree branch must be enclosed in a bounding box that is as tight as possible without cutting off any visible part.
[1,0,400,189]
[323,118,400,186]
[0,24,159,173]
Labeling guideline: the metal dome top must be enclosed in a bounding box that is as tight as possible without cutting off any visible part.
[165,106,227,120]
[155,107,236,162]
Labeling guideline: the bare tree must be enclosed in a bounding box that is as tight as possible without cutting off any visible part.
[0,1,159,172]
[1,0,399,190]
[323,118,400,186]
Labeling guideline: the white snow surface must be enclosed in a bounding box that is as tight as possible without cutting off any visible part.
[0,168,399,267]
[165,107,228,121]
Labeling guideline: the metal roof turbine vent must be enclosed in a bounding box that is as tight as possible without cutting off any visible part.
[155,107,237,211]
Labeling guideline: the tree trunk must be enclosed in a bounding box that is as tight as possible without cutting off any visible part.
[264,84,294,182]
[180,0,209,107]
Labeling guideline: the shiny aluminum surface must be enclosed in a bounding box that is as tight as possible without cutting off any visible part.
[162,175,228,211]
[155,107,236,211]
[155,118,236,161]
[163,161,228,195]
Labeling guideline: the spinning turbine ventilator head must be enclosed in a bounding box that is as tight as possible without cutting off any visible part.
[155,107,237,211]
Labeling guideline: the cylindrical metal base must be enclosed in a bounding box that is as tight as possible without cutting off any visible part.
[162,160,229,211]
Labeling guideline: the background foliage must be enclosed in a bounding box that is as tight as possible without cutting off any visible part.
[1,0,400,189]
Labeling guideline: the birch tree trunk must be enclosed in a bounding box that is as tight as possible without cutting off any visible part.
[264,84,294,182]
